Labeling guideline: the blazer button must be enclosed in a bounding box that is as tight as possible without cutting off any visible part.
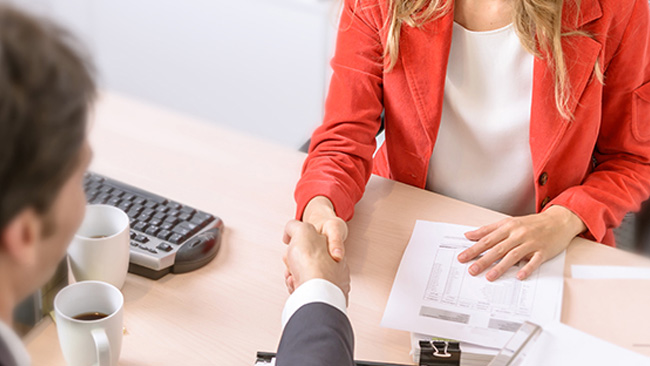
[541,196,551,209]
[538,172,549,186]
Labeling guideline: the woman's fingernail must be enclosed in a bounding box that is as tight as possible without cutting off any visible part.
[517,271,526,280]
[333,249,343,258]
[469,264,479,275]
[458,253,467,262]
[486,271,497,281]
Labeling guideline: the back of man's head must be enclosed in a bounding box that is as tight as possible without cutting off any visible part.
[0,4,95,233]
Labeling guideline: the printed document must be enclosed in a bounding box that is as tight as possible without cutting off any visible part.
[381,221,565,349]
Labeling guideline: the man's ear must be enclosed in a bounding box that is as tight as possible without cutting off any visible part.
[0,208,42,266]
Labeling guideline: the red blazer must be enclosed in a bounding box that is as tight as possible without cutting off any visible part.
[295,0,650,246]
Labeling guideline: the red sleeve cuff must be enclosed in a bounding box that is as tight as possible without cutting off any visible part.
[545,187,610,243]
[294,180,357,222]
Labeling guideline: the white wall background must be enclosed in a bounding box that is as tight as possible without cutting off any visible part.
[13,0,340,149]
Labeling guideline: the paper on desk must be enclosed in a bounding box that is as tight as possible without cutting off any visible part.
[572,265,650,279]
[514,321,650,365]
[381,221,565,349]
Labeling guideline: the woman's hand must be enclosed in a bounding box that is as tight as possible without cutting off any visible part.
[458,205,586,281]
[301,196,348,261]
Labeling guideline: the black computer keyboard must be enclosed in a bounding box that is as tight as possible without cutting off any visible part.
[83,172,223,279]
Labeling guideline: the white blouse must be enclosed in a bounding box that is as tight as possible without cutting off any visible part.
[426,22,536,216]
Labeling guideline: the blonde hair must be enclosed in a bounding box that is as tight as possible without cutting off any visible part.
[381,0,602,120]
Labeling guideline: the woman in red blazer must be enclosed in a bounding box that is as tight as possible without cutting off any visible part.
[291,0,650,283]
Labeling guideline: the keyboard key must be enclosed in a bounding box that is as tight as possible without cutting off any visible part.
[177,222,199,234]
[131,204,144,213]
[178,212,192,222]
[167,209,180,217]
[99,186,113,194]
[89,197,104,205]
[190,216,209,228]
[111,189,124,198]
[167,202,182,210]
[156,243,173,252]
[137,213,152,222]
[88,181,102,189]
[163,217,179,226]
[89,174,104,183]
[149,218,163,227]
[130,241,139,247]
[172,226,191,237]
[107,197,122,206]
[153,212,166,220]
[142,208,155,217]
[96,193,111,202]
[144,201,158,209]
[119,202,133,212]
[135,235,149,243]
[130,231,136,239]
[161,222,174,231]
[156,230,172,241]
[180,206,196,215]
[195,211,214,222]
[133,222,148,232]
[122,193,135,201]
[169,233,184,244]
[133,197,146,205]
[145,226,160,236]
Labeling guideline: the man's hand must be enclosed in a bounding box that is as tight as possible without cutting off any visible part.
[282,220,350,302]
[302,196,348,261]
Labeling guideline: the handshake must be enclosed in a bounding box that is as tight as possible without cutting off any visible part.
[282,219,351,302]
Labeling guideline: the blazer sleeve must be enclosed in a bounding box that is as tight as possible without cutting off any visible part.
[548,0,650,242]
[276,302,355,366]
[294,0,385,221]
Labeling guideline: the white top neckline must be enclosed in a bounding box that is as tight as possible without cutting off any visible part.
[453,21,514,35]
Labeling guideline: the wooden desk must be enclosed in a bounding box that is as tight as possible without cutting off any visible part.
[24,93,650,364]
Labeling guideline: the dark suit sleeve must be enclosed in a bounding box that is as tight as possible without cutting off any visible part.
[276,302,354,366]
[0,335,17,366]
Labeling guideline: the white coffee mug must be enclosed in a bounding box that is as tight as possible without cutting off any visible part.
[68,204,130,289]
[54,281,124,366]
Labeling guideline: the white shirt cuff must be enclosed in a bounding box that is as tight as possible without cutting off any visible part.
[281,278,348,329]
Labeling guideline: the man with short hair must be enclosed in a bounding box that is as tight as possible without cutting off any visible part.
[0,4,353,366]
[0,5,96,366]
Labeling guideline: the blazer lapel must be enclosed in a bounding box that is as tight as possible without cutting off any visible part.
[397,5,455,163]
[529,0,603,176]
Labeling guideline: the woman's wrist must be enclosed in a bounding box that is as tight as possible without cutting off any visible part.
[545,205,587,237]
[303,196,337,223]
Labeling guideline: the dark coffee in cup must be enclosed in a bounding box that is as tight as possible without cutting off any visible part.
[73,312,109,321]
[90,235,109,239]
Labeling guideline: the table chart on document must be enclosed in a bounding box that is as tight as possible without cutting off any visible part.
[423,234,537,328]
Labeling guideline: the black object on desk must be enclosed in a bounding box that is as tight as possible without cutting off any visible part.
[255,352,413,366]
[83,172,223,279]
[255,349,459,366]
[418,341,461,366]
